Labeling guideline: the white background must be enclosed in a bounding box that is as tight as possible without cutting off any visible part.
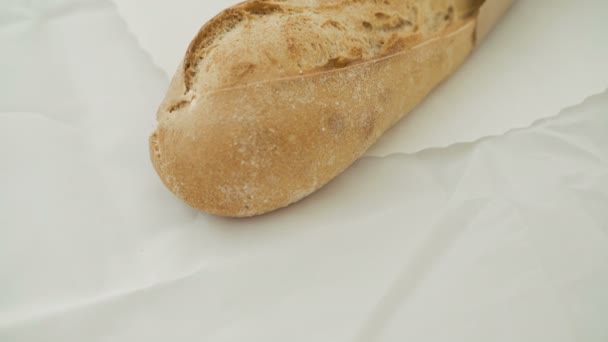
[1,0,607,341]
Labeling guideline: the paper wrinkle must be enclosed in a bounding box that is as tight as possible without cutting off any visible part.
[565,175,608,238]
[1,0,185,325]
[34,1,110,22]
[1,0,109,23]
[0,256,207,329]
[365,87,608,163]
[2,0,608,340]
[0,111,78,130]
[355,198,491,342]
[108,0,169,80]
[3,89,607,333]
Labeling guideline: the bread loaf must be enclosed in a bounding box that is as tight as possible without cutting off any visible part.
[150,0,499,217]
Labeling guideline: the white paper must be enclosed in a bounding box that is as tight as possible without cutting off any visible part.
[1,0,608,341]
[113,0,608,155]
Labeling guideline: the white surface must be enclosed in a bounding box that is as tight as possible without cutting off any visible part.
[1,0,608,341]
[113,0,608,155]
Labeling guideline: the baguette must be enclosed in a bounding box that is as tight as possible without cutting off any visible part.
[150,0,497,217]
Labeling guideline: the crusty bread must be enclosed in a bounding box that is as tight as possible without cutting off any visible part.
[150,0,489,217]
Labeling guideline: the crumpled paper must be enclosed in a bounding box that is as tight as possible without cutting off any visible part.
[1,0,607,341]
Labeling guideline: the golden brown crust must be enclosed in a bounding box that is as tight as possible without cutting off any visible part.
[150,0,482,217]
